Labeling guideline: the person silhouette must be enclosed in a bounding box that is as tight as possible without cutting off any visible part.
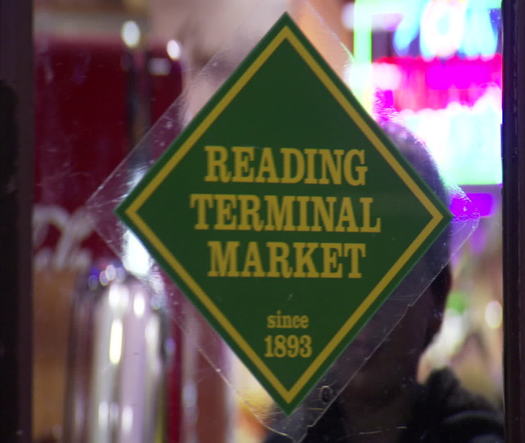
[265,123,503,443]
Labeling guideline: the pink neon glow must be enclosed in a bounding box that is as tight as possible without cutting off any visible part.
[373,55,502,112]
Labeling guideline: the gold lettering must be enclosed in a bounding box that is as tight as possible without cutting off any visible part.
[241,241,265,277]
[204,145,230,183]
[360,197,381,232]
[311,196,336,232]
[255,148,279,183]
[304,149,318,184]
[344,243,366,278]
[293,242,319,278]
[296,196,311,232]
[320,243,343,278]
[266,310,310,329]
[265,196,296,231]
[190,194,213,230]
[335,197,359,232]
[343,149,367,186]
[281,148,305,184]
[208,241,240,277]
[237,195,263,231]
[214,195,237,230]
[267,242,292,278]
[232,146,254,182]
[319,149,344,184]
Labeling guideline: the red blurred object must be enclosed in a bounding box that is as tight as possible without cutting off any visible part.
[35,37,129,257]
[34,35,183,442]
[34,36,183,259]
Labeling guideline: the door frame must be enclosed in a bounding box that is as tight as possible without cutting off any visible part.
[503,0,525,441]
[0,0,33,441]
[0,0,522,441]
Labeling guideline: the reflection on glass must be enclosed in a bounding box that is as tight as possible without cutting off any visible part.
[64,264,171,443]
[33,0,503,442]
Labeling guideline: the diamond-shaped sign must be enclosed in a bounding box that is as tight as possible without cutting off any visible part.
[117,13,451,414]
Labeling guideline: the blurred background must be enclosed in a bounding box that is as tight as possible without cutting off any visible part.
[32,0,503,442]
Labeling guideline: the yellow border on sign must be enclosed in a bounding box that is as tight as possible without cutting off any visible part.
[125,24,444,404]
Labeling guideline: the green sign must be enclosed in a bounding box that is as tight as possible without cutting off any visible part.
[117,13,451,414]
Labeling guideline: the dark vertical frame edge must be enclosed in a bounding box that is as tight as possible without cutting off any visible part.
[503,0,523,440]
[0,0,33,441]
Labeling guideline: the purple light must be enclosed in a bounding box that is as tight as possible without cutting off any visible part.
[449,192,494,219]
[466,192,495,217]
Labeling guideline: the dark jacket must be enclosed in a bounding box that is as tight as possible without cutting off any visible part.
[265,369,503,443]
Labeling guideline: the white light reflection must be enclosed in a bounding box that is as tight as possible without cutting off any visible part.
[166,39,181,61]
[145,316,159,347]
[133,293,146,318]
[485,300,502,329]
[341,3,354,30]
[426,309,466,366]
[440,311,464,352]
[183,383,197,410]
[98,401,109,430]
[149,58,171,76]
[373,63,402,90]
[105,264,117,282]
[108,284,130,310]
[108,285,120,308]
[109,319,124,365]
[121,21,141,49]
[121,405,134,434]
[123,231,152,278]
[99,271,109,286]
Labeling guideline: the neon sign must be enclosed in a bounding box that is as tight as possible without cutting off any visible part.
[372,55,502,185]
[394,0,500,59]
[399,88,502,185]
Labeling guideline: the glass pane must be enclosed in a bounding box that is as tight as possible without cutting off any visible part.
[33,1,503,442]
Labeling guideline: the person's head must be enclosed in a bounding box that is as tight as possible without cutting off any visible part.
[382,120,452,340]
[381,120,452,344]
[341,122,452,406]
